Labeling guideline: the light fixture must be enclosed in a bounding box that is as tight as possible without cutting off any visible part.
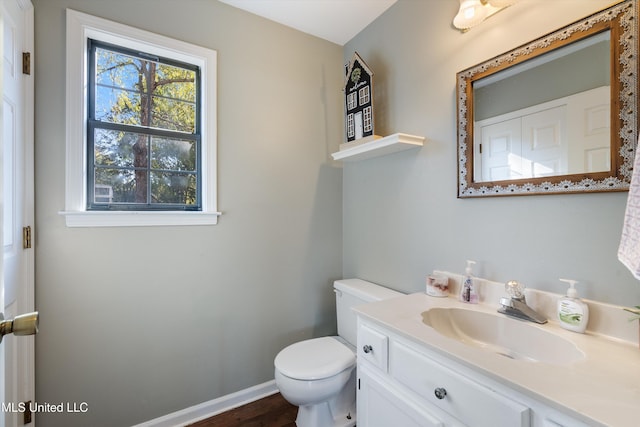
[453,0,517,32]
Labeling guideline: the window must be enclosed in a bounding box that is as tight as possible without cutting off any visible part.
[359,86,370,106]
[347,113,355,138]
[88,40,200,211]
[63,9,219,227]
[363,106,373,133]
[347,92,357,110]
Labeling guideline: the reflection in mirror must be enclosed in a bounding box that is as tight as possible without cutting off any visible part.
[474,32,610,182]
[457,0,637,197]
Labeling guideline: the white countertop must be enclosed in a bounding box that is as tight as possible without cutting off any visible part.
[354,292,640,427]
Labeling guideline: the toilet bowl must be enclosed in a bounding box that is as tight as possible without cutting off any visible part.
[274,279,403,427]
[275,336,356,427]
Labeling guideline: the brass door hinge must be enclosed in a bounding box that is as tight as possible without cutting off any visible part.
[23,226,31,249]
[22,400,32,423]
[22,52,31,75]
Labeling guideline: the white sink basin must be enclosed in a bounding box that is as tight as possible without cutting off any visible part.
[422,307,585,365]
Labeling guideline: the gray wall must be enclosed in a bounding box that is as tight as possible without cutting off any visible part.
[33,1,343,426]
[343,0,640,305]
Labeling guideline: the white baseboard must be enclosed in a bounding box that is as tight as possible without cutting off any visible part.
[132,380,279,427]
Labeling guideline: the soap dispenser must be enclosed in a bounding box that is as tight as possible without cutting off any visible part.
[460,260,478,304]
[557,279,589,333]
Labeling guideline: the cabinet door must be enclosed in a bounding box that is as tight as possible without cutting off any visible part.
[358,364,444,427]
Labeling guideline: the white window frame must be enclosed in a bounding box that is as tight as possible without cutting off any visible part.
[61,9,220,227]
[347,92,357,110]
[347,113,355,138]
[359,86,370,106]
[363,106,373,132]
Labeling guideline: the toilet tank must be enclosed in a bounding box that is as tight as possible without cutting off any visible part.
[334,279,403,347]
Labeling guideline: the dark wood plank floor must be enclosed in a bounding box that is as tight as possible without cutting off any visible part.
[187,393,297,427]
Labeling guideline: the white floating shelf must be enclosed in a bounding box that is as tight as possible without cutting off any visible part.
[331,133,425,162]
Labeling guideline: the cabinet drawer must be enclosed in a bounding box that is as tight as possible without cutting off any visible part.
[358,324,389,371]
[390,341,530,427]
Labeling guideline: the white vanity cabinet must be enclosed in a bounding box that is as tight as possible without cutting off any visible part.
[357,318,591,427]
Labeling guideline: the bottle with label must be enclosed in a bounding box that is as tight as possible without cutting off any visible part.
[557,279,589,333]
[459,260,478,304]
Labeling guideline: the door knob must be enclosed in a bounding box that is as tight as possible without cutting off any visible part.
[0,312,39,343]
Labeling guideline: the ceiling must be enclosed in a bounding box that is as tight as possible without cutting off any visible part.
[218,0,398,45]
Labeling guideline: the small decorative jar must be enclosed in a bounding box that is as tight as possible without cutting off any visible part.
[426,274,449,297]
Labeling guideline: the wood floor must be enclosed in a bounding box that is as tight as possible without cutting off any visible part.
[187,393,298,427]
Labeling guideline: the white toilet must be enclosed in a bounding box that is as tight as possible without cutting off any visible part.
[274,279,402,427]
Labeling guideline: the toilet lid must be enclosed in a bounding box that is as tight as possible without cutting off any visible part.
[274,337,356,380]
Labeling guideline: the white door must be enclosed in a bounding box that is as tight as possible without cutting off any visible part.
[475,98,571,183]
[566,86,610,174]
[354,111,363,140]
[1,0,36,425]
[476,117,522,182]
[521,105,567,178]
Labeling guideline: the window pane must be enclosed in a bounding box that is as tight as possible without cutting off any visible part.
[151,172,197,205]
[95,49,143,91]
[95,86,143,125]
[151,65,196,132]
[93,168,138,204]
[151,136,196,172]
[95,48,146,127]
[94,128,148,168]
[93,128,198,206]
[94,127,150,204]
[151,97,196,132]
[154,66,196,102]
[94,46,196,133]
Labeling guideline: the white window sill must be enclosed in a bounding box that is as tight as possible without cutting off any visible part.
[59,210,221,227]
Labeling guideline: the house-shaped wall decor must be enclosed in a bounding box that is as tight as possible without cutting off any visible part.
[344,52,377,145]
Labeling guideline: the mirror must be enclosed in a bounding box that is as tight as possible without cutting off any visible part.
[457,0,638,197]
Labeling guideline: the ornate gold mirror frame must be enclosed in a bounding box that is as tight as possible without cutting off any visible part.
[457,0,638,197]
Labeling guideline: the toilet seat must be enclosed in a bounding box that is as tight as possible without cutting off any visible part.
[275,337,355,381]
